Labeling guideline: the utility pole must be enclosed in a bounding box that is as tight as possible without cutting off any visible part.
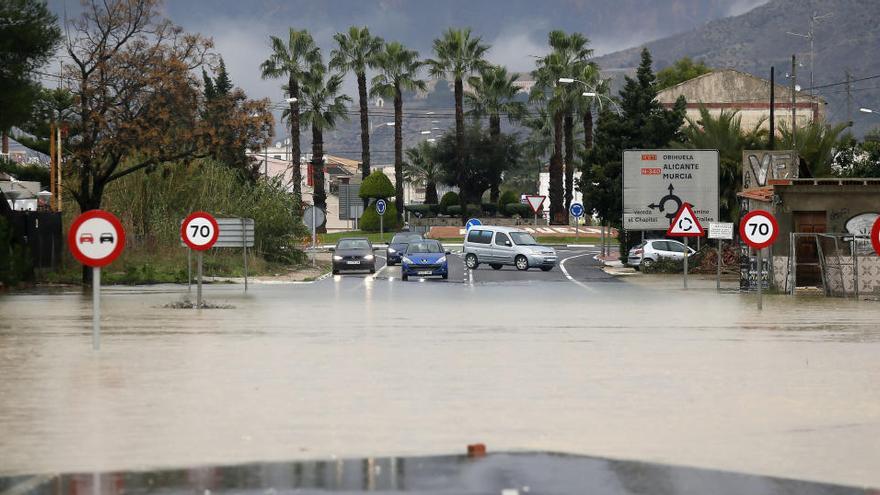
[845,69,853,127]
[787,11,832,97]
[791,54,797,150]
[769,67,775,150]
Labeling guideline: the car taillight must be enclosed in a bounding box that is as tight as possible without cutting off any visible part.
[634,248,643,255]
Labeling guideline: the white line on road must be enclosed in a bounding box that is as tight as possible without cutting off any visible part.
[559,253,597,292]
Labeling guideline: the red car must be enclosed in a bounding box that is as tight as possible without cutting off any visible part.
[79,233,94,244]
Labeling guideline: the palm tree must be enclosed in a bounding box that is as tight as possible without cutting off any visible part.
[370,41,426,222]
[778,120,849,178]
[465,65,526,202]
[404,141,441,205]
[329,26,383,186]
[547,30,593,214]
[260,29,320,199]
[678,107,768,221]
[299,60,351,233]
[571,61,605,152]
[427,28,489,224]
[531,51,568,224]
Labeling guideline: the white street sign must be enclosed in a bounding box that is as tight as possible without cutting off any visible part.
[708,222,734,240]
[525,195,545,213]
[666,203,704,237]
[740,210,779,250]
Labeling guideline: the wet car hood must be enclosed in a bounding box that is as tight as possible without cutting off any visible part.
[335,248,372,257]
[403,252,446,263]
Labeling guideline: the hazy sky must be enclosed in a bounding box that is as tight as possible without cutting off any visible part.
[47,0,768,108]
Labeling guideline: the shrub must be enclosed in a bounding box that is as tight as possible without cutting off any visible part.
[359,170,395,199]
[446,204,481,216]
[405,204,438,218]
[497,190,518,211]
[438,191,460,214]
[480,203,498,216]
[0,217,33,286]
[504,203,532,218]
[360,200,402,232]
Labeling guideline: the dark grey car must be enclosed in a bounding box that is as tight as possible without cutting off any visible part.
[331,237,376,275]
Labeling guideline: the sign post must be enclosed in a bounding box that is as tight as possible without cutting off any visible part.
[68,210,126,350]
[376,199,387,242]
[570,202,585,238]
[740,210,779,310]
[303,206,325,266]
[708,222,734,290]
[525,195,545,226]
[181,211,220,309]
[666,203,705,289]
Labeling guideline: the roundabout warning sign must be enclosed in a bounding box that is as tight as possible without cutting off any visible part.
[623,149,719,231]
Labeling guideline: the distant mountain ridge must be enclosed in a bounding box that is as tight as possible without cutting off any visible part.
[593,0,880,136]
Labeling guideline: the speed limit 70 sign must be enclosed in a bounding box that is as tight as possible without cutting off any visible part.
[181,211,219,251]
[740,210,779,249]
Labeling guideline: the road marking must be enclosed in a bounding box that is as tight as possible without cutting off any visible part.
[559,253,597,291]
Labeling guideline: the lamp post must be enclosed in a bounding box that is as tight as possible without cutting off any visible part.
[861,107,879,116]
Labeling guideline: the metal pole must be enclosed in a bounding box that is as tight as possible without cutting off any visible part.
[92,267,101,350]
[717,238,722,291]
[242,218,248,291]
[791,54,797,150]
[757,248,763,310]
[575,216,579,239]
[57,124,62,212]
[197,252,203,309]
[769,67,775,150]
[683,237,689,289]
[380,213,384,242]
[187,248,192,291]
[853,238,859,299]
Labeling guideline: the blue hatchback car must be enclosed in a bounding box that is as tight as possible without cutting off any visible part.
[400,240,450,281]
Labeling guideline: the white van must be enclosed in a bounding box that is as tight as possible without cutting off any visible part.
[462,226,557,271]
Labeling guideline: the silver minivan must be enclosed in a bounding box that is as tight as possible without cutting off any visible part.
[463,226,557,271]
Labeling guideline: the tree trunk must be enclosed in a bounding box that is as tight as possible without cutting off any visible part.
[358,72,370,210]
[564,111,574,215]
[1,130,8,154]
[455,77,466,226]
[394,83,404,224]
[289,78,302,200]
[583,109,593,151]
[425,182,438,205]
[489,113,501,203]
[549,109,565,225]
[312,124,326,234]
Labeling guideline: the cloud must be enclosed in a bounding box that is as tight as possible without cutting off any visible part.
[486,29,549,73]
[725,0,769,17]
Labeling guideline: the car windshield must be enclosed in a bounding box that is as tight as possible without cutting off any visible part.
[510,232,538,245]
[391,233,422,243]
[406,241,443,254]
[336,239,370,250]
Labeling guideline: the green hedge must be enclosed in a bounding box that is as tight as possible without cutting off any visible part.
[446,204,481,216]
[405,204,439,218]
[504,203,532,217]
[359,170,395,199]
[497,190,518,212]
[481,203,498,216]
[439,191,460,214]
[360,200,402,232]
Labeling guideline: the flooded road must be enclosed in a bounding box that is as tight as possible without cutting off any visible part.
[2,274,879,488]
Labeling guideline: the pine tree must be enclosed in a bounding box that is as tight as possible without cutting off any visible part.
[213,58,233,96]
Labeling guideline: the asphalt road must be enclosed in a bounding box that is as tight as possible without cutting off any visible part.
[331,246,615,287]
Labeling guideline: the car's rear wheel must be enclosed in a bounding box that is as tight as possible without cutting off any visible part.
[465,253,479,269]
[641,258,655,269]
[515,255,529,271]
[540,266,553,272]
[490,264,503,270]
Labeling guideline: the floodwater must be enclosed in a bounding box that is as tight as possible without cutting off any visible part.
[1,275,879,489]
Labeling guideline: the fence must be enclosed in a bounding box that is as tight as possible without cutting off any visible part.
[772,233,880,298]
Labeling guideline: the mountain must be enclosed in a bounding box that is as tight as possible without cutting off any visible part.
[593,0,880,137]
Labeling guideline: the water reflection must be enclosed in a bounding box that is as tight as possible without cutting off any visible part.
[7,453,872,495]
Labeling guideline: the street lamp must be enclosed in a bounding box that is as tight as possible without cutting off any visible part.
[558,78,620,114]
[420,130,431,135]
[286,97,297,103]
[861,107,878,115]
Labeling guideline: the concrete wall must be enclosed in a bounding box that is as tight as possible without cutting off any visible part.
[657,69,825,133]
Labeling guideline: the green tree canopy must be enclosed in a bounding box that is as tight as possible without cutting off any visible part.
[359,170,395,199]
[0,0,61,133]
[655,57,712,90]
[434,123,521,205]
[579,48,686,251]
